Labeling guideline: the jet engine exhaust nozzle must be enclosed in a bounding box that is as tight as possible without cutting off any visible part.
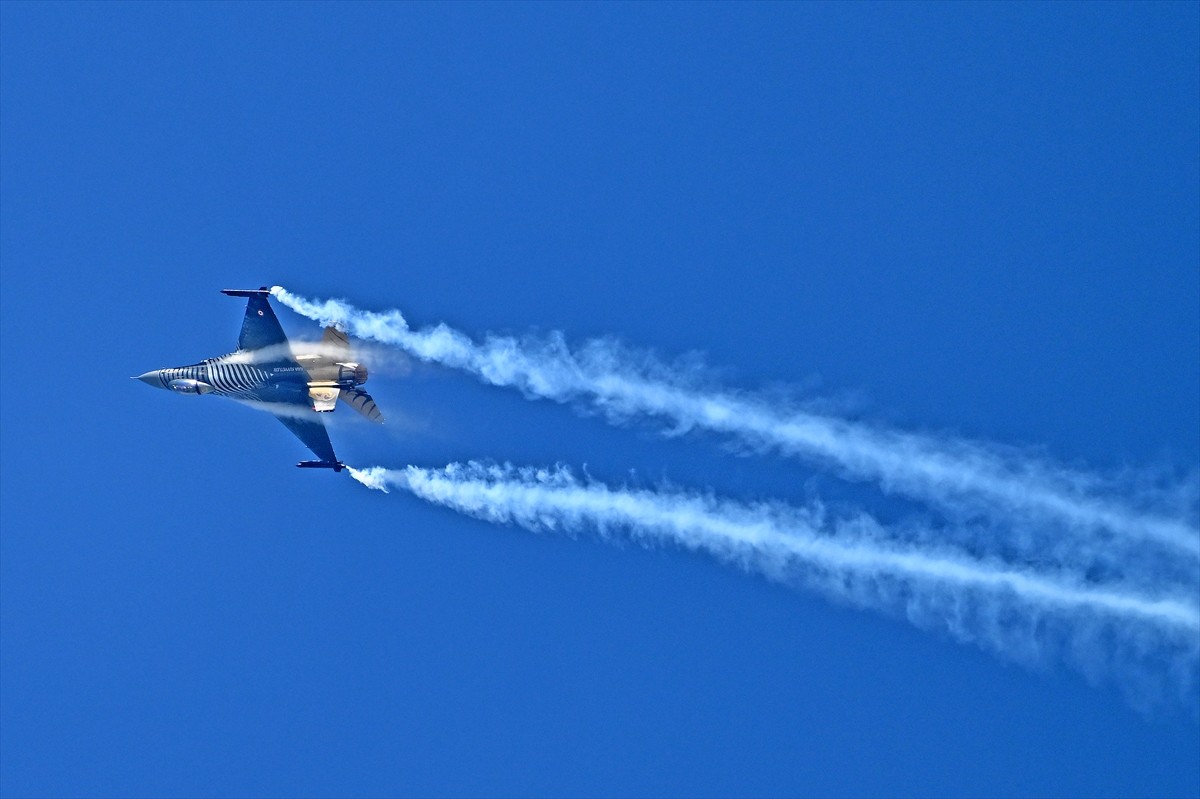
[337,363,368,386]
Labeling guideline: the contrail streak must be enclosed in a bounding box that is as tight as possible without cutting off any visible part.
[348,461,1200,700]
[272,287,1199,557]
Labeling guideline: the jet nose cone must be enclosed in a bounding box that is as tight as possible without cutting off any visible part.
[134,371,161,387]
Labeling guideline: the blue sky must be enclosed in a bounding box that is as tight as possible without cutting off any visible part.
[2,3,1198,797]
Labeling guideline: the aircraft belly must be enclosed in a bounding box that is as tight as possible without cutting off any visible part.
[250,382,307,404]
[202,361,273,395]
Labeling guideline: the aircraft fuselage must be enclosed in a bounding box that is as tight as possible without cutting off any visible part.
[134,349,362,408]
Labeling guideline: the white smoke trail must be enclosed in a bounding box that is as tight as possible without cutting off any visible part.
[347,461,1200,703]
[272,287,1200,558]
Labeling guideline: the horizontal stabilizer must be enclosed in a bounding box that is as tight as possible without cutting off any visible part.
[297,460,345,472]
[323,325,351,352]
[340,388,384,423]
[221,287,272,297]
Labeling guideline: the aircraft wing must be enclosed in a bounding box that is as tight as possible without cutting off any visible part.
[274,412,339,464]
[222,288,292,353]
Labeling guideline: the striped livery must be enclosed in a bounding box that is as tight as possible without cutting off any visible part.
[152,355,272,401]
[134,288,385,470]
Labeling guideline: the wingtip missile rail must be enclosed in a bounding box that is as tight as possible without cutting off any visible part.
[220,287,273,297]
[297,460,346,472]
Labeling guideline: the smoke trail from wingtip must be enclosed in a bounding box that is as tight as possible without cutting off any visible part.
[348,465,391,492]
[348,460,1200,702]
[272,287,1200,559]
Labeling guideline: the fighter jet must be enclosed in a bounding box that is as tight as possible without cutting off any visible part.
[134,288,383,472]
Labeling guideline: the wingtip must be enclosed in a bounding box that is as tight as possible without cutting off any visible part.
[221,288,273,297]
[296,460,346,471]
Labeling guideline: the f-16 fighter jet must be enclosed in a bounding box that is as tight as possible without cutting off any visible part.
[134,288,383,472]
